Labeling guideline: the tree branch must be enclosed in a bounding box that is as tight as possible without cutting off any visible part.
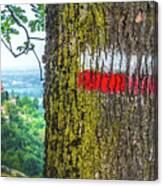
[1,38,26,58]
[6,5,30,53]
[2,38,44,81]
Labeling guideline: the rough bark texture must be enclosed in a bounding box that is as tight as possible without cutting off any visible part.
[43,2,158,180]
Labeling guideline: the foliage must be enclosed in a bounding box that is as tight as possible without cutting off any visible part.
[28,4,45,32]
[1,4,45,80]
[1,93,45,177]
[1,4,45,45]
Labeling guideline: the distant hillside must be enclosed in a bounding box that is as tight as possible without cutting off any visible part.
[1,69,44,98]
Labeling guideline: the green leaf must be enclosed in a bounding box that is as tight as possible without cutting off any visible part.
[16,46,24,52]
[10,28,19,35]
[20,15,28,23]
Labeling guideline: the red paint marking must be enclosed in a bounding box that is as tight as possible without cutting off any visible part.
[77,70,156,95]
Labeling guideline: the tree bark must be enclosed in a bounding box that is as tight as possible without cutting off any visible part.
[43,2,158,180]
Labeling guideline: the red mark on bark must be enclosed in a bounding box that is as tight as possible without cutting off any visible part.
[77,70,156,95]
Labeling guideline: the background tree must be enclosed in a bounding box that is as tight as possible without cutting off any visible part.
[1,95,45,177]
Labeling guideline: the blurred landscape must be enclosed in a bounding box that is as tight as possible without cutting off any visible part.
[2,69,44,99]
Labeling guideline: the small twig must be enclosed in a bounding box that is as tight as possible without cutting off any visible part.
[32,48,44,81]
[29,37,45,41]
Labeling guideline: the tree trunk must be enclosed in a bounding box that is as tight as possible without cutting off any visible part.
[43,2,158,180]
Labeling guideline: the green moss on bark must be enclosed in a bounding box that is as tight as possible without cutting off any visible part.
[43,2,157,180]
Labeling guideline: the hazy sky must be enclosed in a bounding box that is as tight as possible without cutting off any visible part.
[1,5,45,71]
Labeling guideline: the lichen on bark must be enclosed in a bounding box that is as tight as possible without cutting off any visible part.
[43,2,158,180]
